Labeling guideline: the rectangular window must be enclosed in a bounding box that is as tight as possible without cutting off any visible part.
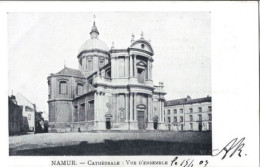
[28,114,31,120]
[180,116,183,122]
[167,117,171,123]
[198,114,202,121]
[59,81,67,94]
[174,116,177,123]
[208,106,212,112]
[119,59,125,77]
[208,114,212,121]
[87,59,93,71]
[180,124,184,131]
[189,108,193,113]
[189,115,193,121]
[198,107,202,112]
[190,123,193,130]
[174,109,177,114]
[88,100,94,109]
[167,110,170,115]
[80,103,85,110]
[180,108,183,113]
[74,106,78,122]
[80,103,85,121]
[77,84,83,95]
[208,122,212,131]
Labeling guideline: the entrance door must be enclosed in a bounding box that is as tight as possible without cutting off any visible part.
[153,122,158,130]
[153,116,158,130]
[137,111,145,129]
[106,118,111,129]
[198,123,202,131]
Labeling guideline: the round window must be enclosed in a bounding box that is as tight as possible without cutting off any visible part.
[141,44,145,49]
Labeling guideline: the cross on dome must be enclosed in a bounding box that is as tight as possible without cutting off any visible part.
[90,15,99,39]
[140,31,144,39]
[131,33,135,42]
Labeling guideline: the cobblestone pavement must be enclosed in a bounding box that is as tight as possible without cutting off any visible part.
[9,131,212,155]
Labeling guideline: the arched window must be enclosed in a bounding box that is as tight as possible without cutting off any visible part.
[99,58,105,67]
[136,61,147,83]
[105,70,111,78]
[77,83,83,95]
[59,81,67,94]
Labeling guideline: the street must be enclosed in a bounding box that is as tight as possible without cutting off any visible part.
[9,131,212,155]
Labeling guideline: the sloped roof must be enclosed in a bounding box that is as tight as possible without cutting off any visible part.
[55,67,85,78]
[15,92,35,109]
[165,96,211,106]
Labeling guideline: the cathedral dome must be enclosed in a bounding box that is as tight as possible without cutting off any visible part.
[79,38,109,53]
[79,21,109,53]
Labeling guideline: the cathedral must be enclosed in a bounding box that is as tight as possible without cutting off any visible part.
[47,21,166,132]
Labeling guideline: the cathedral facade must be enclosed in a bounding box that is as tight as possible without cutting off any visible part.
[47,21,166,132]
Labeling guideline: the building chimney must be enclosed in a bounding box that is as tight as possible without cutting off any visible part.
[10,95,17,104]
[187,95,191,100]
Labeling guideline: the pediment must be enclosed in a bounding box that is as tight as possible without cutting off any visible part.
[137,104,146,109]
[130,40,154,55]
[136,61,147,67]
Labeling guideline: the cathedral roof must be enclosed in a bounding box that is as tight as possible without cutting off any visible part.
[79,21,109,53]
[55,67,85,78]
[79,38,109,53]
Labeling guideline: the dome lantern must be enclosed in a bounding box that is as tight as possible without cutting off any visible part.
[90,21,99,39]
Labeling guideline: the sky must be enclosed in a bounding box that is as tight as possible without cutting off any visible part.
[8,12,211,113]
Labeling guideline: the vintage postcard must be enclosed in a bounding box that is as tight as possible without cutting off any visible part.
[1,1,259,167]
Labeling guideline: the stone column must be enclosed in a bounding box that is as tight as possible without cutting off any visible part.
[129,93,133,121]
[130,55,133,77]
[115,57,118,78]
[125,93,128,121]
[115,94,118,120]
[150,63,153,80]
[134,55,137,77]
[147,60,150,80]
[102,92,104,120]
[77,101,80,128]
[94,92,98,121]
[85,98,88,121]
[71,104,74,123]
[161,100,164,123]
[148,95,151,121]
[133,93,137,121]
[98,92,102,121]
[159,99,161,122]
[111,58,115,78]
[151,97,154,121]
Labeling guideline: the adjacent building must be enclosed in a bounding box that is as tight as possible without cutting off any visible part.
[48,21,166,132]
[164,96,212,131]
[15,93,36,132]
[8,95,25,135]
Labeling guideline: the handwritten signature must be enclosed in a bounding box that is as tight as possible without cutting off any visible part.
[213,137,246,160]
